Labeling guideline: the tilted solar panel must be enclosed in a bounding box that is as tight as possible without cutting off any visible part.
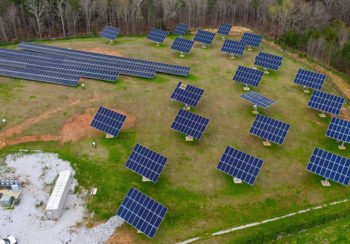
[241,33,262,47]
[293,69,326,90]
[147,28,168,44]
[90,106,126,137]
[171,109,209,140]
[217,146,264,185]
[0,65,79,87]
[308,90,344,115]
[194,30,216,45]
[174,24,188,36]
[249,114,290,145]
[171,38,194,54]
[116,187,168,239]
[217,24,232,36]
[254,52,283,71]
[233,65,264,87]
[100,26,120,41]
[240,91,274,108]
[221,40,246,56]
[326,117,350,143]
[306,148,350,185]
[171,82,204,107]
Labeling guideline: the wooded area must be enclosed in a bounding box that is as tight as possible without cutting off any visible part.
[0,0,349,75]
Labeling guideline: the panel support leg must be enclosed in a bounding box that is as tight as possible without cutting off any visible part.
[339,141,346,150]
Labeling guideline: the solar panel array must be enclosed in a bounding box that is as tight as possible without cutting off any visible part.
[171,82,204,107]
[194,30,216,45]
[217,24,232,36]
[250,114,290,145]
[240,91,275,108]
[90,106,126,137]
[171,38,195,54]
[125,144,168,183]
[307,148,350,185]
[18,42,190,77]
[100,26,120,41]
[241,33,263,47]
[233,66,264,87]
[173,24,188,36]
[326,117,350,143]
[293,69,326,90]
[221,40,246,56]
[147,28,169,44]
[254,52,283,71]
[308,90,344,115]
[171,109,209,140]
[217,146,264,185]
[116,187,168,239]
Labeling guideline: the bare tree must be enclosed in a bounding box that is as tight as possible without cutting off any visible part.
[57,0,66,37]
[80,0,95,34]
[25,0,48,39]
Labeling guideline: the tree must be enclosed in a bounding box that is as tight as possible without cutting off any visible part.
[80,0,95,34]
[25,0,48,39]
[57,0,66,37]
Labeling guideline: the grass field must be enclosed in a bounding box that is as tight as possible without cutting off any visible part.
[1,33,350,243]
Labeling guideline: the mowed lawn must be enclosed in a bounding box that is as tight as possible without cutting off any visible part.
[1,33,350,243]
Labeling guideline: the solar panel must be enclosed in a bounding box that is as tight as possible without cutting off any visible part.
[170,37,194,54]
[240,91,274,108]
[221,40,246,56]
[217,146,264,185]
[217,24,232,36]
[326,117,350,143]
[171,82,204,107]
[306,148,350,185]
[254,52,283,71]
[193,30,216,45]
[249,114,290,145]
[233,66,264,87]
[116,187,168,239]
[147,28,168,44]
[0,65,80,87]
[90,106,126,137]
[241,33,262,47]
[171,109,209,140]
[173,24,188,36]
[100,26,120,41]
[293,69,326,90]
[308,90,344,116]
[125,144,168,183]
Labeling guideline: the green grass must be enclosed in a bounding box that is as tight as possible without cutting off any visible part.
[1,33,350,243]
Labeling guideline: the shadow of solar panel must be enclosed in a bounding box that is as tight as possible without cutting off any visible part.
[116,187,168,239]
[217,146,263,185]
[125,144,168,183]
[194,30,216,45]
[221,40,246,55]
[240,91,274,108]
[0,65,79,86]
[217,24,232,35]
[90,106,126,137]
[171,109,209,140]
[254,52,283,71]
[171,82,204,107]
[306,148,350,185]
[241,33,263,47]
[18,42,190,77]
[174,24,188,36]
[100,26,120,41]
[293,69,326,90]
[171,38,194,54]
[147,28,168,44]
[308,90,344,115]
[326,117,350,143]
[233,65,264,87]
[249,114,290,145]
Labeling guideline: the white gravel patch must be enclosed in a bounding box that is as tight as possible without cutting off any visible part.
[0,152,124,244]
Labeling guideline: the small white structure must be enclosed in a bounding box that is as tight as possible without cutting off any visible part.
[46,170,72,219]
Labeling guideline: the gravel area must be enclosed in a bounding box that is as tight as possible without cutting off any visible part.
[0,152,123,244]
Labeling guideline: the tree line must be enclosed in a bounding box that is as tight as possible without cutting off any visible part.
[0,0,349,75]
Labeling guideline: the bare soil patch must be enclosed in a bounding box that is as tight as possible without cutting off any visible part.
[79,48,127,57]
[106,228,135,244]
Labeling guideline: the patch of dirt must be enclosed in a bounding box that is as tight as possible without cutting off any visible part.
[105,228,134,244]
[78,48,127,57]
[92,220,106,228]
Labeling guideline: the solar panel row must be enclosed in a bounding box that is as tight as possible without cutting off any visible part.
[241,33,262,47]
[171,82,204,107]
[326,117,350,143]
[293,69,326,90]
[194,30,216,45]
[100,26,120,41]
[233,66,264,87]
[171,38,195,54]
[254,52,283,71]
[308,90,344,115]
[221,40,246,56]
[240,91,275,109]
[147,28,169,44]
[90,106,126,137]
[173,24,188,36]
[217,24,232,36]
